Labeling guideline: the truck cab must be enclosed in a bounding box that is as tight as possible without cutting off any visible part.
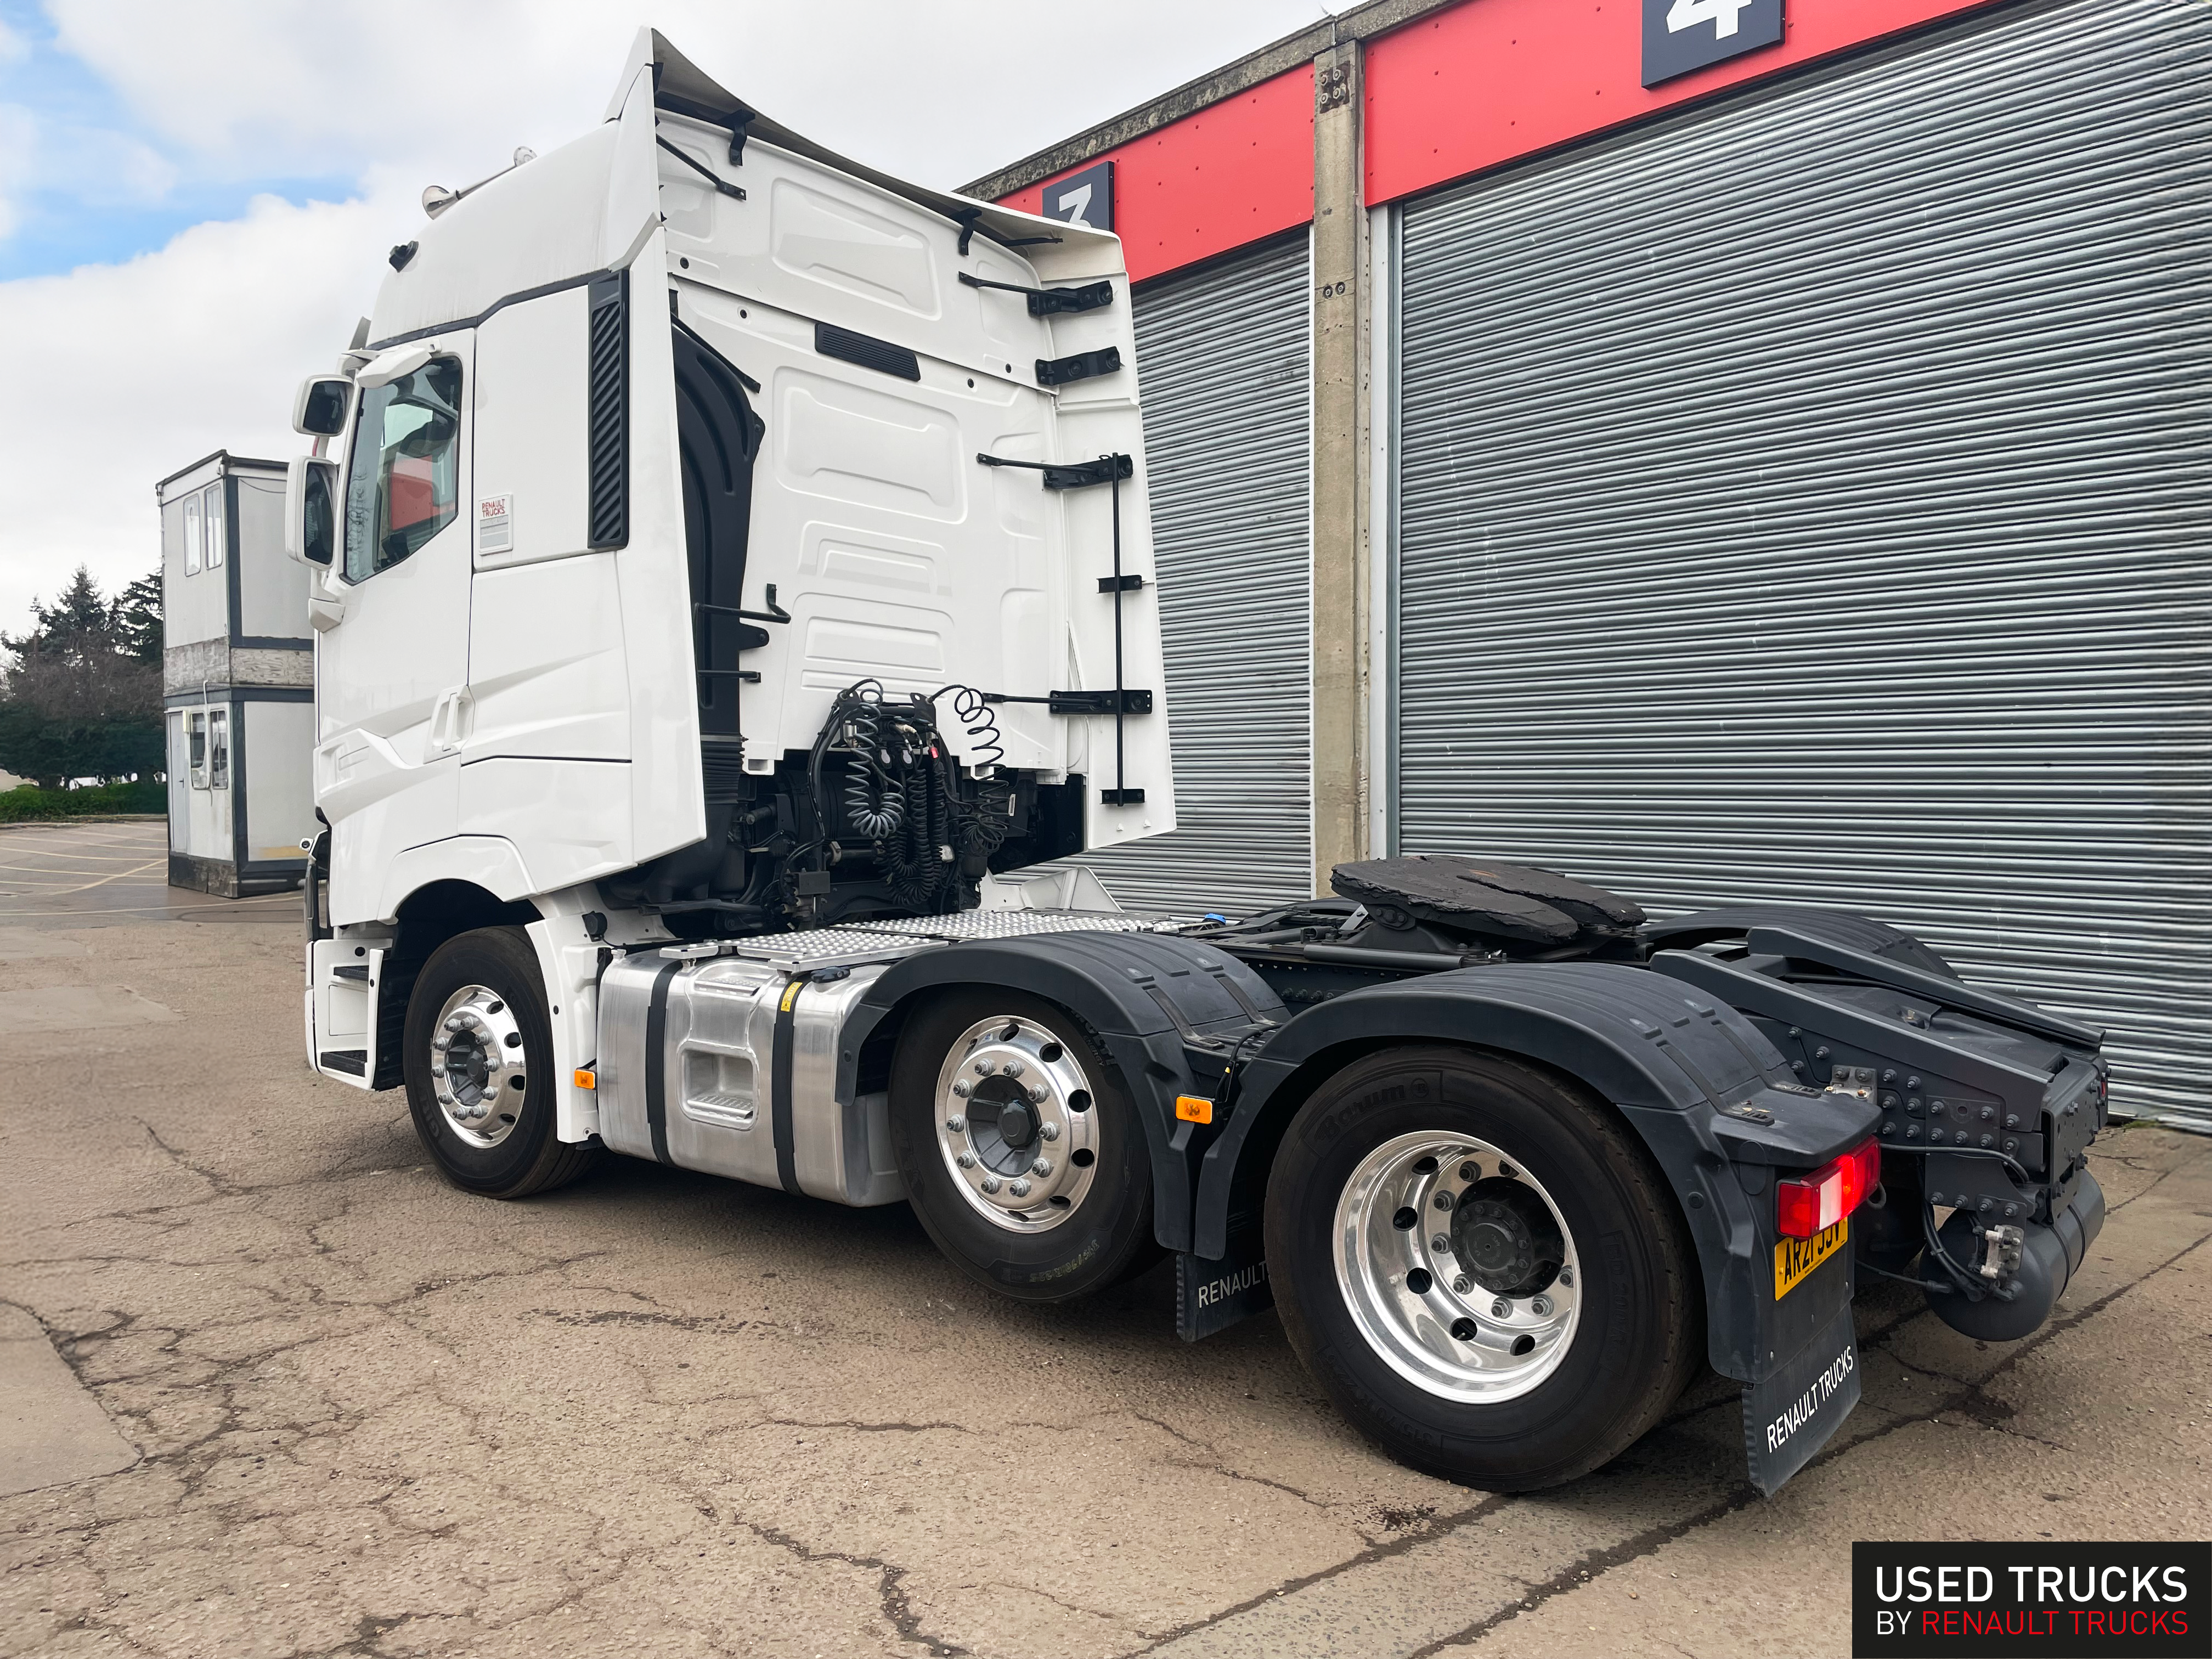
[291,30,1170,1114]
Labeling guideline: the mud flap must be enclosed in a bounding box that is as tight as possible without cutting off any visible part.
[1743,1300,1860,1496]
[1177,1229,1273,1341]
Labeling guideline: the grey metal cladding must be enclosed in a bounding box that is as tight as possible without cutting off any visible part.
[840,911,1184,940]
[785,967,905,1205]
[1392,0,2212,1129]
[594,949,907,1205]
[1073,235,1314,916]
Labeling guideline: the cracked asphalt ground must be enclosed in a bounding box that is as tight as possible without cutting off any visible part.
[4,821,2210,1659]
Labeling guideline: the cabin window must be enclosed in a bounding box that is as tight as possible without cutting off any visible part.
[208,709,229,790]
[201,482,225,569]
[182,494,202,575]
[187,713,208,788]
[344,358,462,582]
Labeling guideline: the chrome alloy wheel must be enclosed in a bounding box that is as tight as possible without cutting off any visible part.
[428,984,528,1148]
[933,1015,1100,1233]
[1335,1132,1581,1402]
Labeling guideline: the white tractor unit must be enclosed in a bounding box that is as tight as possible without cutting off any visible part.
[285,31,2109,1495]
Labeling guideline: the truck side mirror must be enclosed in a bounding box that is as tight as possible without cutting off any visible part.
[286,455,340,569]
[292,375,353,437]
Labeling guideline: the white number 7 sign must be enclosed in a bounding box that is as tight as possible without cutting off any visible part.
[1056,182,1094,226]
[1667,0,1756,38]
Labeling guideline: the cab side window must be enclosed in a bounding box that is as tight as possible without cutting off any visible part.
[344,358,462,582]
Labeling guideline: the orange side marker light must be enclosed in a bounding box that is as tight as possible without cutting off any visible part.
[1174,1095,1214,1124]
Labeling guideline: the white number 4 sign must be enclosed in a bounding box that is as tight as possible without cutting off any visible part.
[1667,0,1756,38]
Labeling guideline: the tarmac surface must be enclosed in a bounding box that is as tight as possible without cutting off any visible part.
[3,819,2208,1658]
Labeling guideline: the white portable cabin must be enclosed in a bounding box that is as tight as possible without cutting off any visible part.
[158,450,317,895]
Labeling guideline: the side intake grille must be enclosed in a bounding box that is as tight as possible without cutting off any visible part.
[815,321,920,381]
[587,273,629,549]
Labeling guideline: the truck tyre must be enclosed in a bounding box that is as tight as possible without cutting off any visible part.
[889,990,1155,1302]
[1266,1046,1700,1491]
[402,926,598,1200]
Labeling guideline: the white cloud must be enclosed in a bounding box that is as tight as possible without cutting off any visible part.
[46,122,178,206]
[2,0,1324,633]
[46,0,1323,193]
[0,185,402,630]
[46,1,618,188]
[0,104,179,247]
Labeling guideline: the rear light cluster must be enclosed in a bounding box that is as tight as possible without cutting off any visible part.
[1775,1138,1882,1239]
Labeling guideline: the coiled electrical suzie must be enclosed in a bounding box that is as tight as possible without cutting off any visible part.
[799,679,1010,911]
[833,681,906,839]
[933,684,1004,769]
[845,781,903,840]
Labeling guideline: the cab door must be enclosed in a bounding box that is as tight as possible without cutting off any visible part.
[458,281,641,894]
[314,336,476,923]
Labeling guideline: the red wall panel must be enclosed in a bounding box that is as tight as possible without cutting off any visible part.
[1364,0,2006,206]
[996,65,1316,284]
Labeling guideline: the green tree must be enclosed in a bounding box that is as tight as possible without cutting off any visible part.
[0,566,165,790]
[16,567,116,657]
[112,567,164,666]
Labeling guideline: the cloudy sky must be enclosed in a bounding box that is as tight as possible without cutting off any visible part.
[0,0,1324,639]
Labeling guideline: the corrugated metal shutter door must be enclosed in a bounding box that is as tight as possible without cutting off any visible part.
[1079,235,1313,914]
[1394,0,2210,1128]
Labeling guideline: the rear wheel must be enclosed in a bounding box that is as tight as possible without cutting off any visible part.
[889,990,1155,1302]
[1266,1046,1700,1489]
[403,926,597,1199]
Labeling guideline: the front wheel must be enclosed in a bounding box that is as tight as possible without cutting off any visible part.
[402,926,597,1199]
[1266,1047,1701,1490]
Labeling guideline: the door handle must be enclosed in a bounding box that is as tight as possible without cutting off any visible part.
[427,688,472,755]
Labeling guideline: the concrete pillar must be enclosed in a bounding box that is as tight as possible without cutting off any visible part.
[1310,39,1372,894]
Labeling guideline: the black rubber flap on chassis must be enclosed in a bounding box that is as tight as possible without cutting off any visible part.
[1330,855,1646,944]
[1742,1299,1859,1497]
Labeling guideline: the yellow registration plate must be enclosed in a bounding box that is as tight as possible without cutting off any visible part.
[1774,1217,1848,1300]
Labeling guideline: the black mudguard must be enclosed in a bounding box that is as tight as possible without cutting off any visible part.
[1194,962,1880,1386]
[837,930,1285,1253]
